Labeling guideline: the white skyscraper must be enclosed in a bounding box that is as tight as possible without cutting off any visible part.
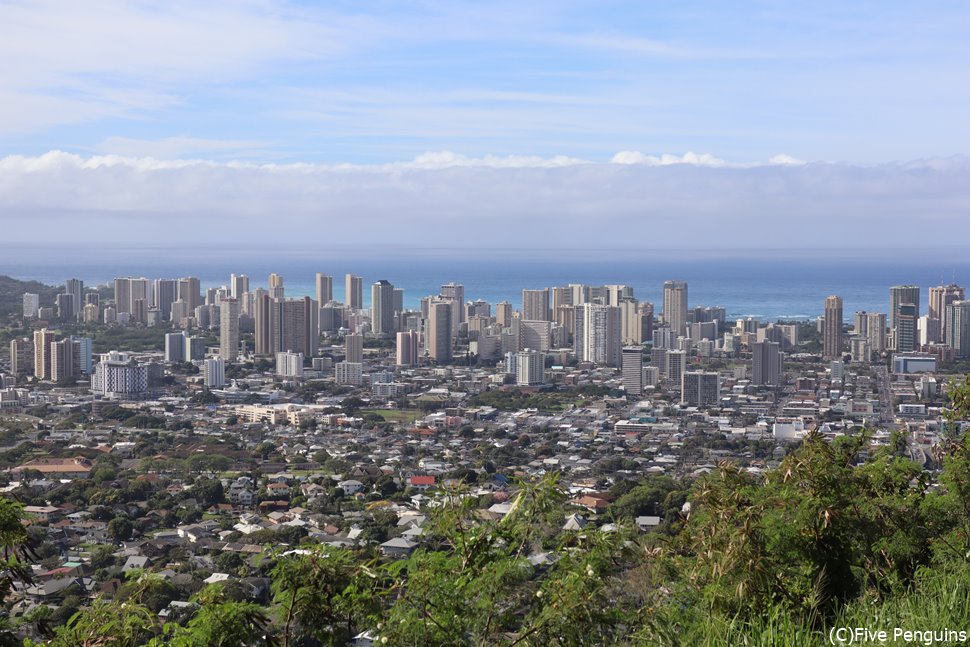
[22,293,39,319]
[204,357,225,388]
[574,304,621,366]
[515,349,545,385]
[275,351,305,378]
[663,280,688,336]
[622,346,644,396]
[219,298,240,361]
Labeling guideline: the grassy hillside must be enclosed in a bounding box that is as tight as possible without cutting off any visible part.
[0,275,62,320]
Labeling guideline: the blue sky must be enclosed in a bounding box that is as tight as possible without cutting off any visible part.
[0,1,968,249]
[3,0,968,163]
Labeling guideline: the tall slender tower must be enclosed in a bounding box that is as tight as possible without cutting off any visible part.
[823,295,843,359]
[33,329,54,380]
[396,330,419,367]
[426,300,453,364]
[315,273,334,305]
[371,280,396,335]
[230,274,250,299]
[663,280,688,337]
[220,298,240,361]
[929,284,964,343]
[574,304,622,366]
[269,273,285,300]
[889,285,920,332]
[440,284,466,323]
[65,279,84,320]
[345,274,363,310]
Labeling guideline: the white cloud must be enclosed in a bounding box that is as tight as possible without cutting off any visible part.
[0,0,356,135]
[769,154,805,166]
[0,151,967,252]
[610,151,728,166]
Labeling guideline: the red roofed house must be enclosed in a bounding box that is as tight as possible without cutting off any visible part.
[409,476,436,491]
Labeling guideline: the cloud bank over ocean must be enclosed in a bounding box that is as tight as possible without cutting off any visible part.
[1,150,966,250]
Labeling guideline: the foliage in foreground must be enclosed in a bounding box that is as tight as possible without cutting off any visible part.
[3,381,970,645]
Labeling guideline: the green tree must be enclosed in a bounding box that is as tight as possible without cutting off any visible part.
[107,516,134,542]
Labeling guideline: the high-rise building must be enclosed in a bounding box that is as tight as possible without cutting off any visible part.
[522,288,551,322]
[929,284,965,342]
[551,286,572,314]
[165,332,186,363]
[665,349,686,389]
[320,302,346,333]
[663,280,689,336]
[622,346,644,396]
[275,352,304,378]
[569,284,590,306]
[823,296,843,359]
[895,303,918,353]
[850,336,871,363]
[55,293,75,322]
[605,285,634,305]
[82,303,100,324]
[617,299,642,344]
[269,273,285,300]
[204,357,226,388]
[33,329,54,380]
[92,352,149,398]
[345,333,364,364]
[177,277,202,310]
[315,273,333,305]
[70,336,92,374]
[440,284,466,323]
[752,341,782,386]
[113,277,150,314]
[49,338,78,382]
[515,349,545,385]
[230,274,249,299]
[371,280,396,335]
[22,293,39,319]
[681,371,719,406]
[519,320,552,352]
[9,338,32,376]
[253,290,272,355]
[426,300,453,364]
[131,298,148,325]
[65,279,83,320]
[866,312,887,353]
[345,274,363,309]
[574,304,622,366]
[219,298,240,361]
[495,301,513,328]
[302,296,319,357]
[396,330,419,367]
[153,279,177,321]
[889,285,920,333]
[945,301,970,359]
[335,361,363,385]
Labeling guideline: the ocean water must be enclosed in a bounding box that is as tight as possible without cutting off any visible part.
[3,247,969,323]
